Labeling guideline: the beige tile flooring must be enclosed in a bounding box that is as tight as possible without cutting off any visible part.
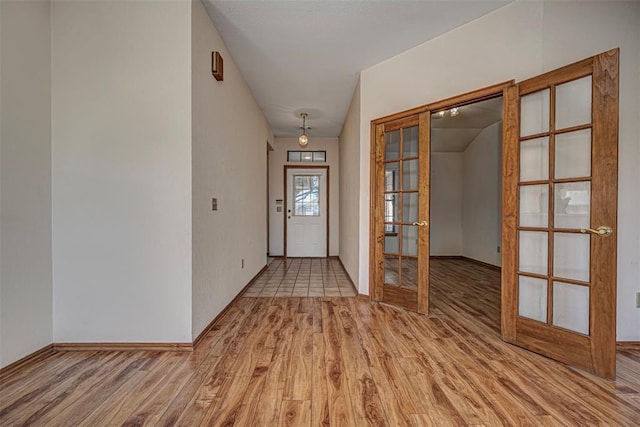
[243,257,357,298]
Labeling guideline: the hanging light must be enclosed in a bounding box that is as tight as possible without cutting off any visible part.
[432,107,461,119]
[298,112,310,147]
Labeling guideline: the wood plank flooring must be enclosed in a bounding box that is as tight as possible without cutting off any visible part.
[1,258,639,426]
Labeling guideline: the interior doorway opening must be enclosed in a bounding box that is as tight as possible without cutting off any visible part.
[429,96,503,333]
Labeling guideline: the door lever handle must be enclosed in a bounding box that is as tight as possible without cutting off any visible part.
[412,221,428,227]
[580,226,613,237]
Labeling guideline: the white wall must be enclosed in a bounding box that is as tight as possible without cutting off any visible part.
[0,0,53,368]
[430,153,463,256]
[539,1,640,341]
[191,0,272,339]
[51,1,193,343]
[358,0,640,340]
[462,122,502,266]
[269,137,339,257]
[339,82,361,285]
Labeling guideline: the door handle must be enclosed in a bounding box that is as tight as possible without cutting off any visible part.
[580,225,613,237]
[412,221,428,227]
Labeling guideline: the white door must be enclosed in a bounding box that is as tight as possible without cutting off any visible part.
[286,168,327,257]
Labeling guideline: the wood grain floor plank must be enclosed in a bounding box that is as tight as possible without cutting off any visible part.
[278,399,311,427]
[1,351,124,426]
[321,299,357,426]
[333,303,387,427]
[1,259,639,426]
[311,329,330,427]
[77,352,183,427]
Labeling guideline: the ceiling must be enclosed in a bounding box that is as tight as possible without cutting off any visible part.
[431,96,503,152]
[203,0,511,138]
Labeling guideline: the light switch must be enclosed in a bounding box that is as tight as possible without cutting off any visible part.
[212,198,218,211]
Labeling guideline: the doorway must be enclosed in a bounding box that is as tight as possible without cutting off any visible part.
[284,165,329,258]
[370,49,619,379]
[429,96,503,331]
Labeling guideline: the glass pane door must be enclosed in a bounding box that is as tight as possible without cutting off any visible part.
[383,127,420,291]
[374,112,430,314]
[517,76,593,334]
[503,49,618,379]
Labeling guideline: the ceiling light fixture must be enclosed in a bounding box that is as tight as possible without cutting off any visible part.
[432,107,461,119]
[298,112,310,147]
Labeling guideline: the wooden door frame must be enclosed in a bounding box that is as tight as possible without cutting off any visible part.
[284,165,330,258]
[369,81,514,301]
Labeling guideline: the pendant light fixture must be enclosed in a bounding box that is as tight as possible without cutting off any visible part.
[298,112,310,147]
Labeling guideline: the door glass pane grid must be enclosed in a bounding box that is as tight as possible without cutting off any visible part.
[383,124,420,287]
[517,79,594,331]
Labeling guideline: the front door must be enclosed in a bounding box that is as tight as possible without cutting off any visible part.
[502,49,619,378]
[285,167,328,257]
[373,113,430,313]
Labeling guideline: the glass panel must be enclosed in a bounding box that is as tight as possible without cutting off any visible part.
[554,182,590,229]
[555,129,591,179]
[384,193,399,227]
[312,151,326,162]
[385,130,400,160]
[403,159,419,190]
[403,126,419,158]
[402,225,418,256]
[554,233,590,282]
[520,137,549,182]
[553,282,590,335]
[293,175,320,216]
[519,184,548,227]
[385,162,399,191]
[301,152,313,162]
[518,275,547,323]
[400,258,418,289]
[384,226,399,254]
[556,76,592,130]
[519,231,548,275]
[520,89,550,137]
[288,151,301,162]
[384,255,399,285]
[402,192,418,224]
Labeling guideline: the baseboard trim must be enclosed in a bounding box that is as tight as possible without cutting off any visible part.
[463,256,501,272]
[54,342,193,352]
[0,344,55,383]
[192,263,268,349]
[11,264,269,365]
[357,293,371,301]
[616,341,640,350]
[431,255,501,272]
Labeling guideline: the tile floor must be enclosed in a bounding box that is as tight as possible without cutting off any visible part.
[243,257,357,298]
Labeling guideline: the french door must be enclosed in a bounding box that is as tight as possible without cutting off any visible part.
[502,49,619,379]
[373,113,430,313]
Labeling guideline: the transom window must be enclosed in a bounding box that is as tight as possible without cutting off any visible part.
[287,151,327,163]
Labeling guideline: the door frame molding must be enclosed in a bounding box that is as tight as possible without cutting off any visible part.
[284,165,330,258]
[368,80,514,300]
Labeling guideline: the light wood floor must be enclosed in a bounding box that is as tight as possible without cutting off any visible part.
[1,259,639,426]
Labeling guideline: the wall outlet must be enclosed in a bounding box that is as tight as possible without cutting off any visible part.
[636,292,640,308]
[212,198,218,211]
[497,246,501,253]
[242,258,244,269]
